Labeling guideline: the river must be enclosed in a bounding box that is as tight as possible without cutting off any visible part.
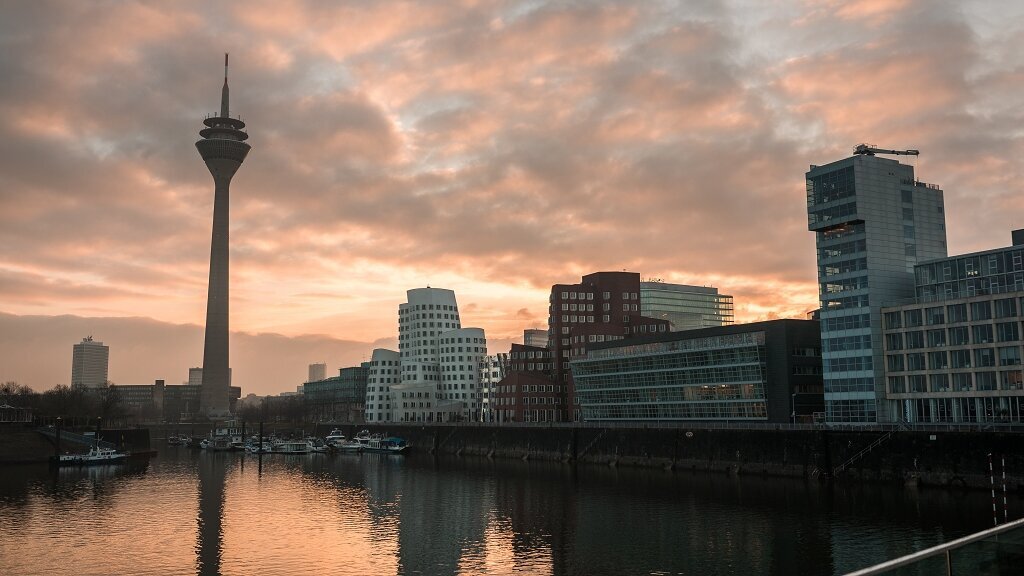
[0,446,1015,575]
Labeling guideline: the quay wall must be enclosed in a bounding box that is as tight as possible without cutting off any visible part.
[315,423,1024,490]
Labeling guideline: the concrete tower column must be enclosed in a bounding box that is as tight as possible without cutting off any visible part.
[196,54,250,418]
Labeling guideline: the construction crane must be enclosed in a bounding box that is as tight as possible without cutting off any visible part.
[853,143,919,156]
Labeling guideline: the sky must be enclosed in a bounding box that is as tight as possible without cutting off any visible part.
[1,0,1023,395]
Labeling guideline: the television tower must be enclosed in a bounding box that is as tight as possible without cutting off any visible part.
[196,54,250,418]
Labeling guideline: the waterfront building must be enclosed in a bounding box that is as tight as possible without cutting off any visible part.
[492,343,557,423]
[572,320,824,423]
[365,349,399,422]
[881,230,1024,423]
[110,380,241,421]
[393,287,488,422]
[550,271,671,421]
[71,336,109,389]
[478,353,506,422]
[196,55,250,418]
[640,281,734,331]
[304,363,369,423]
[807,149,946,423]
[308,363,326,383]
[523,329,548,348]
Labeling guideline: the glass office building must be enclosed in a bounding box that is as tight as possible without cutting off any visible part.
[807,153,947,423]
[640,282,734,331]
[571,320,823,423]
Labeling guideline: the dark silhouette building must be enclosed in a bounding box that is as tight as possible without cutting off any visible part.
[196,55,250,417]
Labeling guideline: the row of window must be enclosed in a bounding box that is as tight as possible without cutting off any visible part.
[887,347,1022,371]
[885,299,1019,328]
[886,323,1021,349]
[888,370,1023,393]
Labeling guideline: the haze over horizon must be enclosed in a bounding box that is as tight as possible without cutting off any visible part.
[2,0,1022,395]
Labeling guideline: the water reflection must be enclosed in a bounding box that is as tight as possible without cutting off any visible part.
[0,447,1020,576]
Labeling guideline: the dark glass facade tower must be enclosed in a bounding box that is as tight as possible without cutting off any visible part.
[196,55,250,417]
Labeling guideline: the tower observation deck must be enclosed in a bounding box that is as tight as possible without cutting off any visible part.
[197,54,250,418]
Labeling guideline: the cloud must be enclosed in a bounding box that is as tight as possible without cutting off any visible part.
[0,0,1022,394]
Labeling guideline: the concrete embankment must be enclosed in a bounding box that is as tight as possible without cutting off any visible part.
[0,423,151,464]
[315,423,1024,491]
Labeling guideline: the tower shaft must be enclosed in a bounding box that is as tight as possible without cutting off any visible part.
[196,55,250,419]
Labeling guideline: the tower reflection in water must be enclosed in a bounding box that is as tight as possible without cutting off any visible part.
[196,451,228,576]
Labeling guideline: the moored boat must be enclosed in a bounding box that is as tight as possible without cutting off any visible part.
[58,445,128,465]
[270,440,309,454]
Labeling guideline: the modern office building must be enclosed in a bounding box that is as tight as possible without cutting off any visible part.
[572,320,824,423]
[807,148,947,423]
[196,55,251,418]
[640,281,734,331]
[304,363,369,423]
[881,230,1024,423]
[365,349,399,422]
[71,336,109,389]
[387,287,489,422]
[308,363,327,383]
[550,272,671,421]
[523,329,548,348]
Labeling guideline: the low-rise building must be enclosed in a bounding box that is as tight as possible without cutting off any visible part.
[571,319,823,424]
[881,230,1024,424]
[303,363,369,423]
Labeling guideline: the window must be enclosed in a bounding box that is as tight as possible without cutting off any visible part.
[974,348,996,368]
[971,301,992,321]
[947,303,968,323]
[950,326,970,345]
[888,376,906,393]
[997,322,1019,342]
[901,189,913,203]
[904,309,923,327]
[927,329,946,347]
[928,351,948,370]
[929,374,949,392]
[905,331,924,349]
[973,324,994,344]
[907,353,926,371]
[999,347,1021,366]
[950,349,971,368]
[885,333,904,351]
[926,307,945,325]
[995,298,1018,318]
[884,312,902,330]
[976,372,997,391]
[887,355,904,372]
[953,373,972,391]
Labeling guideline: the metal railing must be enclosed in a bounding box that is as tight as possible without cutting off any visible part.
[844,517,1024,575]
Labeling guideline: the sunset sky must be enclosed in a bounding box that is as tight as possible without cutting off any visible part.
[1,0,1022,395]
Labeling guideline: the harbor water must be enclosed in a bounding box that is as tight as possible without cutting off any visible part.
[0,445,1017,575]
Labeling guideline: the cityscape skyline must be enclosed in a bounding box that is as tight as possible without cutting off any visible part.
[1,1,1023,396]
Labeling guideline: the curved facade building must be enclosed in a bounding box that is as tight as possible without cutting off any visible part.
[388,287,488,422]
[365,348,399,422]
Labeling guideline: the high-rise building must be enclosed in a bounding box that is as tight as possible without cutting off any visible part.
[308,363,327,383]
[807,148,946,423]
[550,272,671,421]
[393,287,488,422]
[188,367,203,387]
[196,55,250,418]
[304,363,369,423]
[71,336,109,389]
[640,281,734,331]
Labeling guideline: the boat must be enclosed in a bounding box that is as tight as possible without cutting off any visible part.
[356,431,407,454]
[325,429,363,452]
[167,434,191,446]
[246,441,272,454]
[58,445,128,465]
[307,438,330,453]
[270,440,309,454]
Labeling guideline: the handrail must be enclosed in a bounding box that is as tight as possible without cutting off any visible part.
[844,517,1024,575]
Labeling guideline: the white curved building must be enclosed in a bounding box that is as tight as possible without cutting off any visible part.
[389,287,488,423]
[365,348,399,422]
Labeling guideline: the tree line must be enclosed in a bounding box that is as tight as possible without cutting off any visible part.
[1,381,124,421]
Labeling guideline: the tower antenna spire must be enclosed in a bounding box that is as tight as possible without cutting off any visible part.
[220,53,230,118]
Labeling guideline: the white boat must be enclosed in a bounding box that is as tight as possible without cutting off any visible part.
[307,438,330,453]
[246,441,272,454]
[270,440,309,454]
[325,429,362,452]
[356,430,407,454]
[58,445,128,465]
